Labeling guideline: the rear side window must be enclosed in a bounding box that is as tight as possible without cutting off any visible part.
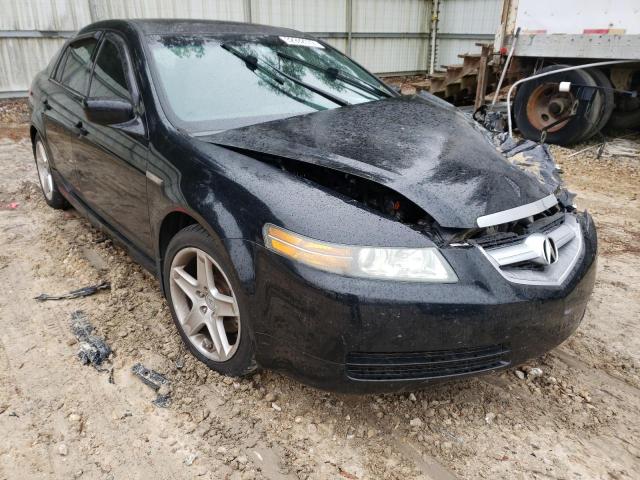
[57,38,98,95]
[89,39,131,101]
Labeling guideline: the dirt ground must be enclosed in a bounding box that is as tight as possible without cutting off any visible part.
[0,98,639,480]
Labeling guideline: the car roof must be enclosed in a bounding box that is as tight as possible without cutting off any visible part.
[79,18,307,39]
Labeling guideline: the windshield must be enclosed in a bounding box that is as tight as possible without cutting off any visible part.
[147,35,394,134]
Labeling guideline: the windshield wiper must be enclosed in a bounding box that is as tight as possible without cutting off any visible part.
[221,44,350,107]
[276,51,393,99]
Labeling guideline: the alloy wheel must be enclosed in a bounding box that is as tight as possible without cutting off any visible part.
[169,247,241,362]
[35,141,54,200]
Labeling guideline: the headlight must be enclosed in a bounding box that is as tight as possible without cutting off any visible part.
[263,224,458,283]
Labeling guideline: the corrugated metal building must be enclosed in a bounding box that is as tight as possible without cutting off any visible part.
[0,0,503,97]
[437,0,502,67]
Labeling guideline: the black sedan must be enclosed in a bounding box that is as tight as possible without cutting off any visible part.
[28,19,597,392]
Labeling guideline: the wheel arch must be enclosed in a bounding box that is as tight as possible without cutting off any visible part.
[30,125,38,146]
[156,208,246,295]
[157,210,199,262]
[156,210,199,295]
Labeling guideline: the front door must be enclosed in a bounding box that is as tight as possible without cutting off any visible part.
[73,33,152,253]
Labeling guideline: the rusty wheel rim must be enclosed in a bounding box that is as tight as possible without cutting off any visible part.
[526,84,576,133]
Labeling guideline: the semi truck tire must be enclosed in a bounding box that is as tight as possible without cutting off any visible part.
[514,65,599,146]
[580,68,615,141]
[607,108,640,130]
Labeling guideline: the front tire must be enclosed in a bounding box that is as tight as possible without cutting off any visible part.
[163,224,256,377]
[33,133,68,209]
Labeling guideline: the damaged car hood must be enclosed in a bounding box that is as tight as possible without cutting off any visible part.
[204,95,553,228]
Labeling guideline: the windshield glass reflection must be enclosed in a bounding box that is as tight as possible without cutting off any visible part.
[149,35,391,133]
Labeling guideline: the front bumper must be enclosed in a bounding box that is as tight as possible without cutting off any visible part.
[234,212,597,393]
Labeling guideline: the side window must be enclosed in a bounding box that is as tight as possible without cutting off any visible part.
[89,39,132,101]
[58,38,98,95]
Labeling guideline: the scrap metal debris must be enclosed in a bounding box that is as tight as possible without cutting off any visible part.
[599,137,640,158]
[492,132,577,207]
[469,111,577,207]
[472,104,507,133]
[34,280,110,302]
[70,310,111,367]
[567,135,640,159]
[131,363,172,408]
[493,133,563,190]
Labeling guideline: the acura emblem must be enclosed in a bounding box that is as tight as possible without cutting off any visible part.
[542,237,558,265]
[524,233,560,265]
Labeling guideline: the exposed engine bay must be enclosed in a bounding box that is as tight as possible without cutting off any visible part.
[233,120,576,249]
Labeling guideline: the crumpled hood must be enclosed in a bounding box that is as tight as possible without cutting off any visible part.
[205,95,553,228]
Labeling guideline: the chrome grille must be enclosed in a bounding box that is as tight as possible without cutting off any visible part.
[478,214,584,286]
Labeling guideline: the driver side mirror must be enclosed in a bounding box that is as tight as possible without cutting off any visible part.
[83,98,134,126]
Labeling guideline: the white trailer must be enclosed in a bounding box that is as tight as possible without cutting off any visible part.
[494,0,640,144]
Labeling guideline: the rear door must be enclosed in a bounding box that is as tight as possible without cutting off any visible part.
[73,32,151,252]
[42,35,100,190]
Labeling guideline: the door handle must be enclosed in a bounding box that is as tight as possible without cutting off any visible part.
[42,99,52,110]
[75,121,89,136]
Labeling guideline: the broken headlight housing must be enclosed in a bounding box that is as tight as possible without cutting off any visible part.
[263,224,458,283]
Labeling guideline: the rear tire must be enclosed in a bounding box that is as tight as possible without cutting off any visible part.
[163,224,257,377]
[33,133,68,210]
[514,65,598,146]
